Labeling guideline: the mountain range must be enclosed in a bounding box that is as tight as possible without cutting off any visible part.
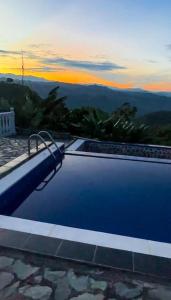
[0,74,171,117]
[25,79,171,117]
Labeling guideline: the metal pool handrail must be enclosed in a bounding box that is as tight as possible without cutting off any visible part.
[28,134,57,161]
[38,130,62,154]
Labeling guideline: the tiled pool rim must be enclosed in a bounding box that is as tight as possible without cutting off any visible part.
[0,225,171,279]
[66,139,171,164]
[0,140,171,278]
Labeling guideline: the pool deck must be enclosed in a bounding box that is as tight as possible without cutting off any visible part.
[0,136,29,167]
[0,136,72,178]
[0,135,72,167]
[0,230,170,299]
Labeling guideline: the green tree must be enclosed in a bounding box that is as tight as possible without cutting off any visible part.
[70,107,108,136]
[37,86,69,131]
[6,78,14,83]
[0,97,10,112]
[112,102,137,121]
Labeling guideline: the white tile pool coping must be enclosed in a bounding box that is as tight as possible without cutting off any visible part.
[0,214,171,260]
[0,139,171,261]
[0,142,64,195]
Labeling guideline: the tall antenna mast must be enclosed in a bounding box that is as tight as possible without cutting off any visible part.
[21,50,24,86]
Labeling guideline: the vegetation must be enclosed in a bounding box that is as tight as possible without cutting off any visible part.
[140,111,171,126]
[0,81,171,146]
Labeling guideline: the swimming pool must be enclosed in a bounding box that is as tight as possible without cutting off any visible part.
[0,141,171,245]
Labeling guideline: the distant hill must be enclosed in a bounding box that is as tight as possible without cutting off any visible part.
[26,80,171,116]
[140,111,171,126]
[155,92,171,98]
[1,77,171,116]
[0,73,47,82]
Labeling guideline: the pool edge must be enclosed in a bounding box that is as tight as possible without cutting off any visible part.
[0,215,170,278]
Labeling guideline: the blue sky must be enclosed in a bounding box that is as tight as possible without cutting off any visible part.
[0,0,171,90]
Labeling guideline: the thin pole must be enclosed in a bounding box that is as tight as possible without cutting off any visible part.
[21,51,24,86]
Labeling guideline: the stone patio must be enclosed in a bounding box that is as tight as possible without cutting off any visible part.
[0,137,29,167]
[0,247,170,300]
[0,136,71,167]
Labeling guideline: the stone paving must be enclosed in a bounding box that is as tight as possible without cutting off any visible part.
[0,137,29,167]
[0,248,170,299]
[0,136,71,167]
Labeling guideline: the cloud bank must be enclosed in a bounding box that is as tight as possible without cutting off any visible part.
[42,57,126,71]
[0,48,127,72]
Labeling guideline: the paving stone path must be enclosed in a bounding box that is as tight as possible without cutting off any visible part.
[0,136,70,167]
[0,249,170,299]
[0,137,29,167]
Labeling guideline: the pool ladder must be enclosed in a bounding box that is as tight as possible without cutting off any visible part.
[28,131,62,161]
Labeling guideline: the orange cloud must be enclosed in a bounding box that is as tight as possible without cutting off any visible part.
[144,82,171,92]
[3,58,171,92]
[24,69,133,89]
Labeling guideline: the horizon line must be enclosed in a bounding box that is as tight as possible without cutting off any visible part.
[0,72,171,93]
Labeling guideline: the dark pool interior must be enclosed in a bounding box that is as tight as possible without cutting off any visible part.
[4,153,171,244]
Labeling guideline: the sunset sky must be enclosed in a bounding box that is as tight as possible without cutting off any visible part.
[0,0,171,91]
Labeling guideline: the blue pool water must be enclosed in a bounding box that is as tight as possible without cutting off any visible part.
[3,154,171,243]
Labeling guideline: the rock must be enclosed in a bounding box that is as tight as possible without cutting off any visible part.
[0,272,14,291]
[132,279,156,289]
[0,256,14,269]
[44,268,66,284]
[89,270,104,275]
[143,282,156,289]
[13,260,39,280]
[148,286,171,300]
[55,277,71,300]
[19,285,30,294]
[6,295,27,300]
[34,276,42,284]
[70,293,104,300]
[0,281,19,299]
[67,270,89,292]
[90,278,107,291]
[131,280,144,287]
[114,282,143,299]
[19,285,52,300]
